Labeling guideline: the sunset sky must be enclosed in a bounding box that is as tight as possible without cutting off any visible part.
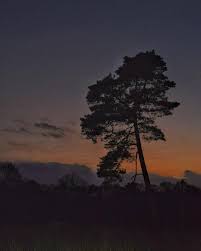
[1,0,201,177]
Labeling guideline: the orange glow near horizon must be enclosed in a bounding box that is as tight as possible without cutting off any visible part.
[2,131,201,178]
[1,112,201,178]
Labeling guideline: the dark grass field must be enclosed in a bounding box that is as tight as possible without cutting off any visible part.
[0,224,200,250]
[0,184,201,250]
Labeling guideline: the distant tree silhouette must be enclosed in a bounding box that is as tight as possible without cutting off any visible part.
[160,181,175,192]
[0,162,22,182]
[81,50,180,190]
[58,173,88,190]
[125,181,145,193]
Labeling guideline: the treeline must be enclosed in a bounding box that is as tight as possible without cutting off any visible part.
[0,162,200,194]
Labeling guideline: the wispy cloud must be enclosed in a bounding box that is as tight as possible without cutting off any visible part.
[1,119,77,140]
[41,131,64,139]
[34,122,66,138]
[34,122,64,132]
[1,127,32,135]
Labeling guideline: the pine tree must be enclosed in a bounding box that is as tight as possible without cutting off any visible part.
[81,50,180,190]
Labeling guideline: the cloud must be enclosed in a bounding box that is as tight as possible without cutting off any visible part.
[184,170,201,188]
[1,127,32,135]
[1,119,76,139]
[41,132,65,139]
[34,121,77,138]
[34,122,64,132]
[1,119,32,136]
[34,122,66,138]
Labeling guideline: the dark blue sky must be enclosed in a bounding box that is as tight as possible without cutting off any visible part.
[1,0,201,175]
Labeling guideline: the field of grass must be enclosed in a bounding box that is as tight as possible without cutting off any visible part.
[0,186,201,250]
[0,226,142,251]
[0,241,143,251]
[0,224,200,251]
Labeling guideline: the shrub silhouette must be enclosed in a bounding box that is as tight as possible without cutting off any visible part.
[0,162,22,183]
[57,173,88,190]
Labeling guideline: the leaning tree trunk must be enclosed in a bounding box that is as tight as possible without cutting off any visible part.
[134,120,151,191]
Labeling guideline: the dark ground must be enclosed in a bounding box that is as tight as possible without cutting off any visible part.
[0,183,201,250]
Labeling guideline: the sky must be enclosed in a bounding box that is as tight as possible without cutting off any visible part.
[1,0,201,177]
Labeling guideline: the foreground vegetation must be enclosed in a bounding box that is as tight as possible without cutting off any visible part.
[0,162,201,250]
[0,224,200,251]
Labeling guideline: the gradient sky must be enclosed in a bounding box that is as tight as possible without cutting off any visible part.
[1,0,201,176]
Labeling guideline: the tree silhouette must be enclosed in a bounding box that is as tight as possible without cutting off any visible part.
[58,173,88,190]
[81,50,180,190]
[0,162,22,182]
